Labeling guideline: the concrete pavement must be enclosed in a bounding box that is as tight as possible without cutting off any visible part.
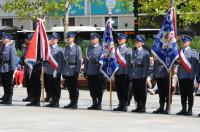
[0,87,199,132]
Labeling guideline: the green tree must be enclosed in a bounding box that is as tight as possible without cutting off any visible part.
[117,0,200,26]
[2,0,83,40]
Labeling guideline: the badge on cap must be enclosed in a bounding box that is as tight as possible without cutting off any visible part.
[2,32,13,40]
[117,33,128,39]
[90,33,101,39]
[52,32,60,40]
[66,32,77,38]
[136,36,145,43]
[181,35,192,42]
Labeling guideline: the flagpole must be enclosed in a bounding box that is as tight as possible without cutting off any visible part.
[167,70,172,113]
[109,79,112,110]
[107,1,113,110]
[167,0,176,114]
[41,63,45,106]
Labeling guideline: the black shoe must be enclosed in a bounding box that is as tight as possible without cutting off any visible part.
[185,107,193,116]
[64,99,78,109]
[185,111,193,116]
[64,102,73,108]
[47,98,59,108]
[22,97,31,102]
[198,114,200,117]
[0,100,12,105]
[32,102,40,106]
[176,109,186,115]
[26,102,34,106]
[27,101,40,106]
[131,107,140,112]
[88,104,97,110]
[153,107,164,114]
[45,103,53,107]
[50,103,59,108]
[71,104,78,109]
[0,95,5,100]
[162,109,169,114]
[138,108,146,113]
[113,105,122,111]
[88,99,97,110]
[121,106,127,112]
[95,105,101,110]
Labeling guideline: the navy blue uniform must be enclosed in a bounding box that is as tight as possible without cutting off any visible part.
[62,43,82,109]
[114,44,132,111]
[43,44,63,107]
[130,47,150,112]
[177,47,198,115]
[0,43,17,104]
[153,58,169,114]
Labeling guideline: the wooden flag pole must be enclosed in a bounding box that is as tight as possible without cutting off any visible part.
[167,0,177,114]
[167,70,172,113]
[109,80,112,110]
[41,65,45,106]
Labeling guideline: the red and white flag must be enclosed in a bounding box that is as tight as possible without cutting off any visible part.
[25,18,58,74]
[179,49,192,72]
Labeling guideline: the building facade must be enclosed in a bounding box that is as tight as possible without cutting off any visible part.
[0,0,135,31]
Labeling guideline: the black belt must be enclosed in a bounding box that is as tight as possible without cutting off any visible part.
[133,64,143,68]
[67,63,77,65]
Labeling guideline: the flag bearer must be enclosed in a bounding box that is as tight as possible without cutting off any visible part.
[62,32,82,109]
[26,40,42,107]
[0,33,17,105]
[84,33,104,110]
[152,57,169,114]
[130,36,150,113]
[177,35,198,116]
[113,33,132,112]
[44,33,63,107]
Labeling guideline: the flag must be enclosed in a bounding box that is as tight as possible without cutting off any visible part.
[25,18,58,74]
[99,19,118,80]
[151,6,178,72]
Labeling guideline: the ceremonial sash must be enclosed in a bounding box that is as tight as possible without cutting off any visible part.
[179,49,192,72]
[116,47,126,68]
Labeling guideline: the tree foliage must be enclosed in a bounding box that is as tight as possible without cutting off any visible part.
[2,0,82,20]
[117,0,200,26]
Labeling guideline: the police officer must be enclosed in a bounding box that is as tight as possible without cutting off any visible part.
[177,35,199,116]
[152,57,169,114]
[113,33,132,111]
[130,36,150,113]
[0,33,17,105]
[26,40,42,107]
[21,33,33,102]
[43,34,57,103]
[84,33,103,110]
[62,32,82,109]
[44,33,63,107]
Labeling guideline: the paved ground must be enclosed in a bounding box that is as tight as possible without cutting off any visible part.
[0,87,200,132]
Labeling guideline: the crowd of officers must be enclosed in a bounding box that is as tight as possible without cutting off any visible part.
[0,31,199,117]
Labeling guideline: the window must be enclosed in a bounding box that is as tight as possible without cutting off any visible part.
[2,19,13,27]
[69,18,75,26]
[105,17,118,29]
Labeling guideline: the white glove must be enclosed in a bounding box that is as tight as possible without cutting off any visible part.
[53,70,57,78]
